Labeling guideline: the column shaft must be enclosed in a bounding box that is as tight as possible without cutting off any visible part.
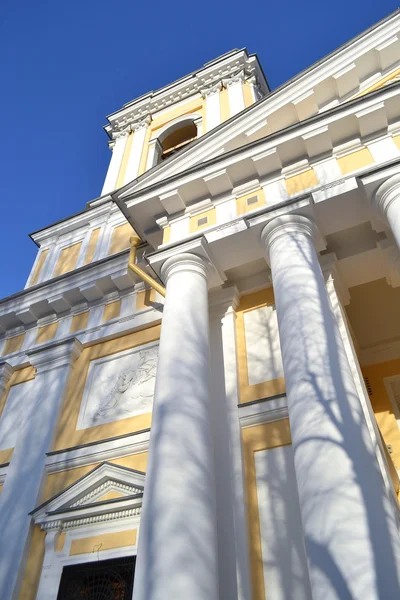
[133,254,218,600]
[0,339,81,600]
[262,215,400,600]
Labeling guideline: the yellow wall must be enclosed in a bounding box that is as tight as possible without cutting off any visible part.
[102,300,121,322]
[285,168,318,195]
[242,419,292,600]
[236,188,266,216]
[236,289,285,403]
[355,67,400,98]
[18,525,46,600]
[136,288,158,310]
[30,249,49,286]
[84,228,101,265]
[54,325,160,450]
[189,208,216,233]
[139,98,206,173]
[362,358,400,472]
[70,311,90,333]
[108,222,135,255]
[2,333,25,356]
[36,322,58,345]
[53,242,82,277]
[70,529,137,556]
[243,82,255,108]
[42,452,148,502]
[337,148,374,175]
[393,135,400,152]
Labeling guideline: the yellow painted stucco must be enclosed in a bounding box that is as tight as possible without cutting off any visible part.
[102,300,121,323]
[53,242,82,277]
[243,82,255,108]
[362,358,400,472]
[2,333,25,356]
[108,222,135,255]
[42,452,148,502]
[0,366,36,420]
[97,490,125,502]
[116,132,134,188]
[35,321,58,345]
[236,188,266,215]
[355,66,400,98]
[84,228,101,265]
[162,226,171,244]
[189,208,217,233]
[138,98,206,172]
[236,288,285,403]
[337,147,374,175]
[393,135,400,152]
[18,525,46,600]
[0,448,13,464]
[55,532,66,553]
[53,325,160,450]
[70,311,90,333]
[242,419,292,600]
[30,249,49,286]
[70,529,137,556]
[285,168,318,195]
[136,288,158,310]
[220,86,230,122]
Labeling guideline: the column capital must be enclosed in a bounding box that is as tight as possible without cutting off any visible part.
[161,252,210,283]
[27,337,83,375]
[260,213,318,262]
[372,173,400,221]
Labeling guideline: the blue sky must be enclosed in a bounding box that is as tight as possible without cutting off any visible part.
[0,0,398,297]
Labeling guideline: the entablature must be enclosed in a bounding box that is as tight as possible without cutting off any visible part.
[104,49,268,139]
[116,83,400,248]
[117,12,400,192]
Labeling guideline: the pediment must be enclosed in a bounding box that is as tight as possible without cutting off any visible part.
[31,462,145,529]
[116,11,400,202]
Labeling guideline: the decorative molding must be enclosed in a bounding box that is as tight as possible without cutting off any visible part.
[104,50,267,137]
[239,395,288,428]
[45,429,151,473]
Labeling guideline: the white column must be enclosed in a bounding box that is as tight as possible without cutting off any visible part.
[101,131,129,195]
[123,119,149,184]
[373,173,400,249]
[0,339,82,600]
[226,74,245,117]
[202,84,222,132]
[133,253,218,600]
[261,214,400,600]
[145,138,162,171]
[209,288,252,600]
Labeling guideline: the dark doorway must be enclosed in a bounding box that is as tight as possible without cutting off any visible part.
[56,555,136,600]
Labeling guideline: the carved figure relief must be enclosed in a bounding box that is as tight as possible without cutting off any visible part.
[94,349,158,422]
[77,342,159,430]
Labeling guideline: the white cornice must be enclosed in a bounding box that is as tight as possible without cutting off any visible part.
[104,51,267,137]
[115,12,400,196]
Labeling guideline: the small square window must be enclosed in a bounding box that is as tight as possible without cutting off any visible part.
[246,195,259,206]
[197,216,208,227]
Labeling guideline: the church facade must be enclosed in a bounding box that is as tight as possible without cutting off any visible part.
[2,10,400,600]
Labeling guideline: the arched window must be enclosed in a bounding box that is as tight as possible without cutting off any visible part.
[160,121,198,160]
[146,116,201,170]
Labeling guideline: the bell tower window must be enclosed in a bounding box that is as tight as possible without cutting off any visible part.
[160,122,197,160]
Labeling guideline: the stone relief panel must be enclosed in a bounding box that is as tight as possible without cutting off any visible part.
[77,341,159,430]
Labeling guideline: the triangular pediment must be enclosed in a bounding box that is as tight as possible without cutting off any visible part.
[31,462,145,528]
[115,10,400,200]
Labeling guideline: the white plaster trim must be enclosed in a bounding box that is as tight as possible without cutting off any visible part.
[239,395,288,428]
